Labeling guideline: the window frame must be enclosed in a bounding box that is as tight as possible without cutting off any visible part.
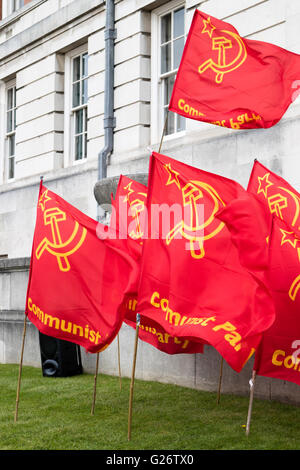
[5,80,17,182]
[151,0,186,145]
[2,0,25,18]
[64,44,89,167]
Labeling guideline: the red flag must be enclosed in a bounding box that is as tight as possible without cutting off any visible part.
[247,160,300,237]
[137,152,275,372]
[169,10,300,130]
[124,294,204,355]
[246,160,300,384]
[112,175,204,354]
[25,182,139,354]
[216,193,272,275]
[254,218,300,385]
[111,175,147,247]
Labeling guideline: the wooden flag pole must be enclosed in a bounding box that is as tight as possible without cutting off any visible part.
[14,313,27,423]
[15,175,43,422]
[128,313,140,441]
[158,110,169,153]
[246,369,257,436]
[217,356,224,405]
[91,352,100,415]
[117,334,122,391]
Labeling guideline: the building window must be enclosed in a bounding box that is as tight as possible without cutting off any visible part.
[3,0,25,17]
[71,52,88,161]
[152,1,186,142]
[5,84,16,180]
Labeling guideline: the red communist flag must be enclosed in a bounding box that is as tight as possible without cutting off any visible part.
[25,181,139,354]
[111,175,204,355]
[169,9,300,130]
[247,160,300,237]
[247,160,300,384]
[254,217,300,385]
[110,174,147,249]
[136,152,275,372]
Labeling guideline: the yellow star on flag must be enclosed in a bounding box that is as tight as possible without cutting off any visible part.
[257,173,273,198]
[123,182,135,203]
[164,163,181,190]
[38,189,51,212]
[201,17,216,38]
[280,228,299,249]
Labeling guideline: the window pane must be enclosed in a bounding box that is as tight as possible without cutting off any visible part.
[9,157,15,180]
[82,53,88,78]
[84,134,87,158]
[75,135,83,160]
[177,113,186,132]
[7,88,13,110]
[82,78,88,104]
[8,135,15,156]
[164,75,175,106]
[173,7,184,38]
[161,13,171,44]
[161,43,171,74]
[166,110,175,135]
[73,56,81,82]
[72,82,80,108]
[7,111,13,133]
[84,107,87,132]
[75,109,83,134]
[173,37,184,69]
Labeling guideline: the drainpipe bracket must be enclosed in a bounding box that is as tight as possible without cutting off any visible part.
[103,117,116,129]
[104,28,117,41]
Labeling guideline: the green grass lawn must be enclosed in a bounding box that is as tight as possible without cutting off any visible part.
[0,364,299,450]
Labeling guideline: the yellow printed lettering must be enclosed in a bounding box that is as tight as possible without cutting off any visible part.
[95,332,101,345]
[177,98,204,117]
[89,330,96,343]
[44,314,60,330]
[272,349,285,367]
[224,331,242,347]
[72,324,83,337]
[213,321,236,333]
[284,355,296,369]
[150,291,160,308]
[61,319,72,333]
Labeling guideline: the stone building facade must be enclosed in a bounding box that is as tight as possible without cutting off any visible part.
[0,0,300,403]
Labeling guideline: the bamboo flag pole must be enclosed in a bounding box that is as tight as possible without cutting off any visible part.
[117,334,122,391]
[217,356,224,405]
[14,313,28,423]
[15,175,43,423]
[128,313,140,441]
[91,352,100,415]
[246,369,257,436]
[158,110,169,153]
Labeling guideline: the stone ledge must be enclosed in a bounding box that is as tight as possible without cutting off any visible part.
[0,257,30,272]
[94,173,148,207]
[0,310,27,321]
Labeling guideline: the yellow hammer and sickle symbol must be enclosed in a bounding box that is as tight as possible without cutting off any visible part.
[166,181,225,259]
[36,207,87,272]
[198,30,247,84]
[129,197,146,240]
[289,275,300,301]
[268,193,288,219]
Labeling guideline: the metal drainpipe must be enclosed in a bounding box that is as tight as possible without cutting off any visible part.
[98,0,116,182]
